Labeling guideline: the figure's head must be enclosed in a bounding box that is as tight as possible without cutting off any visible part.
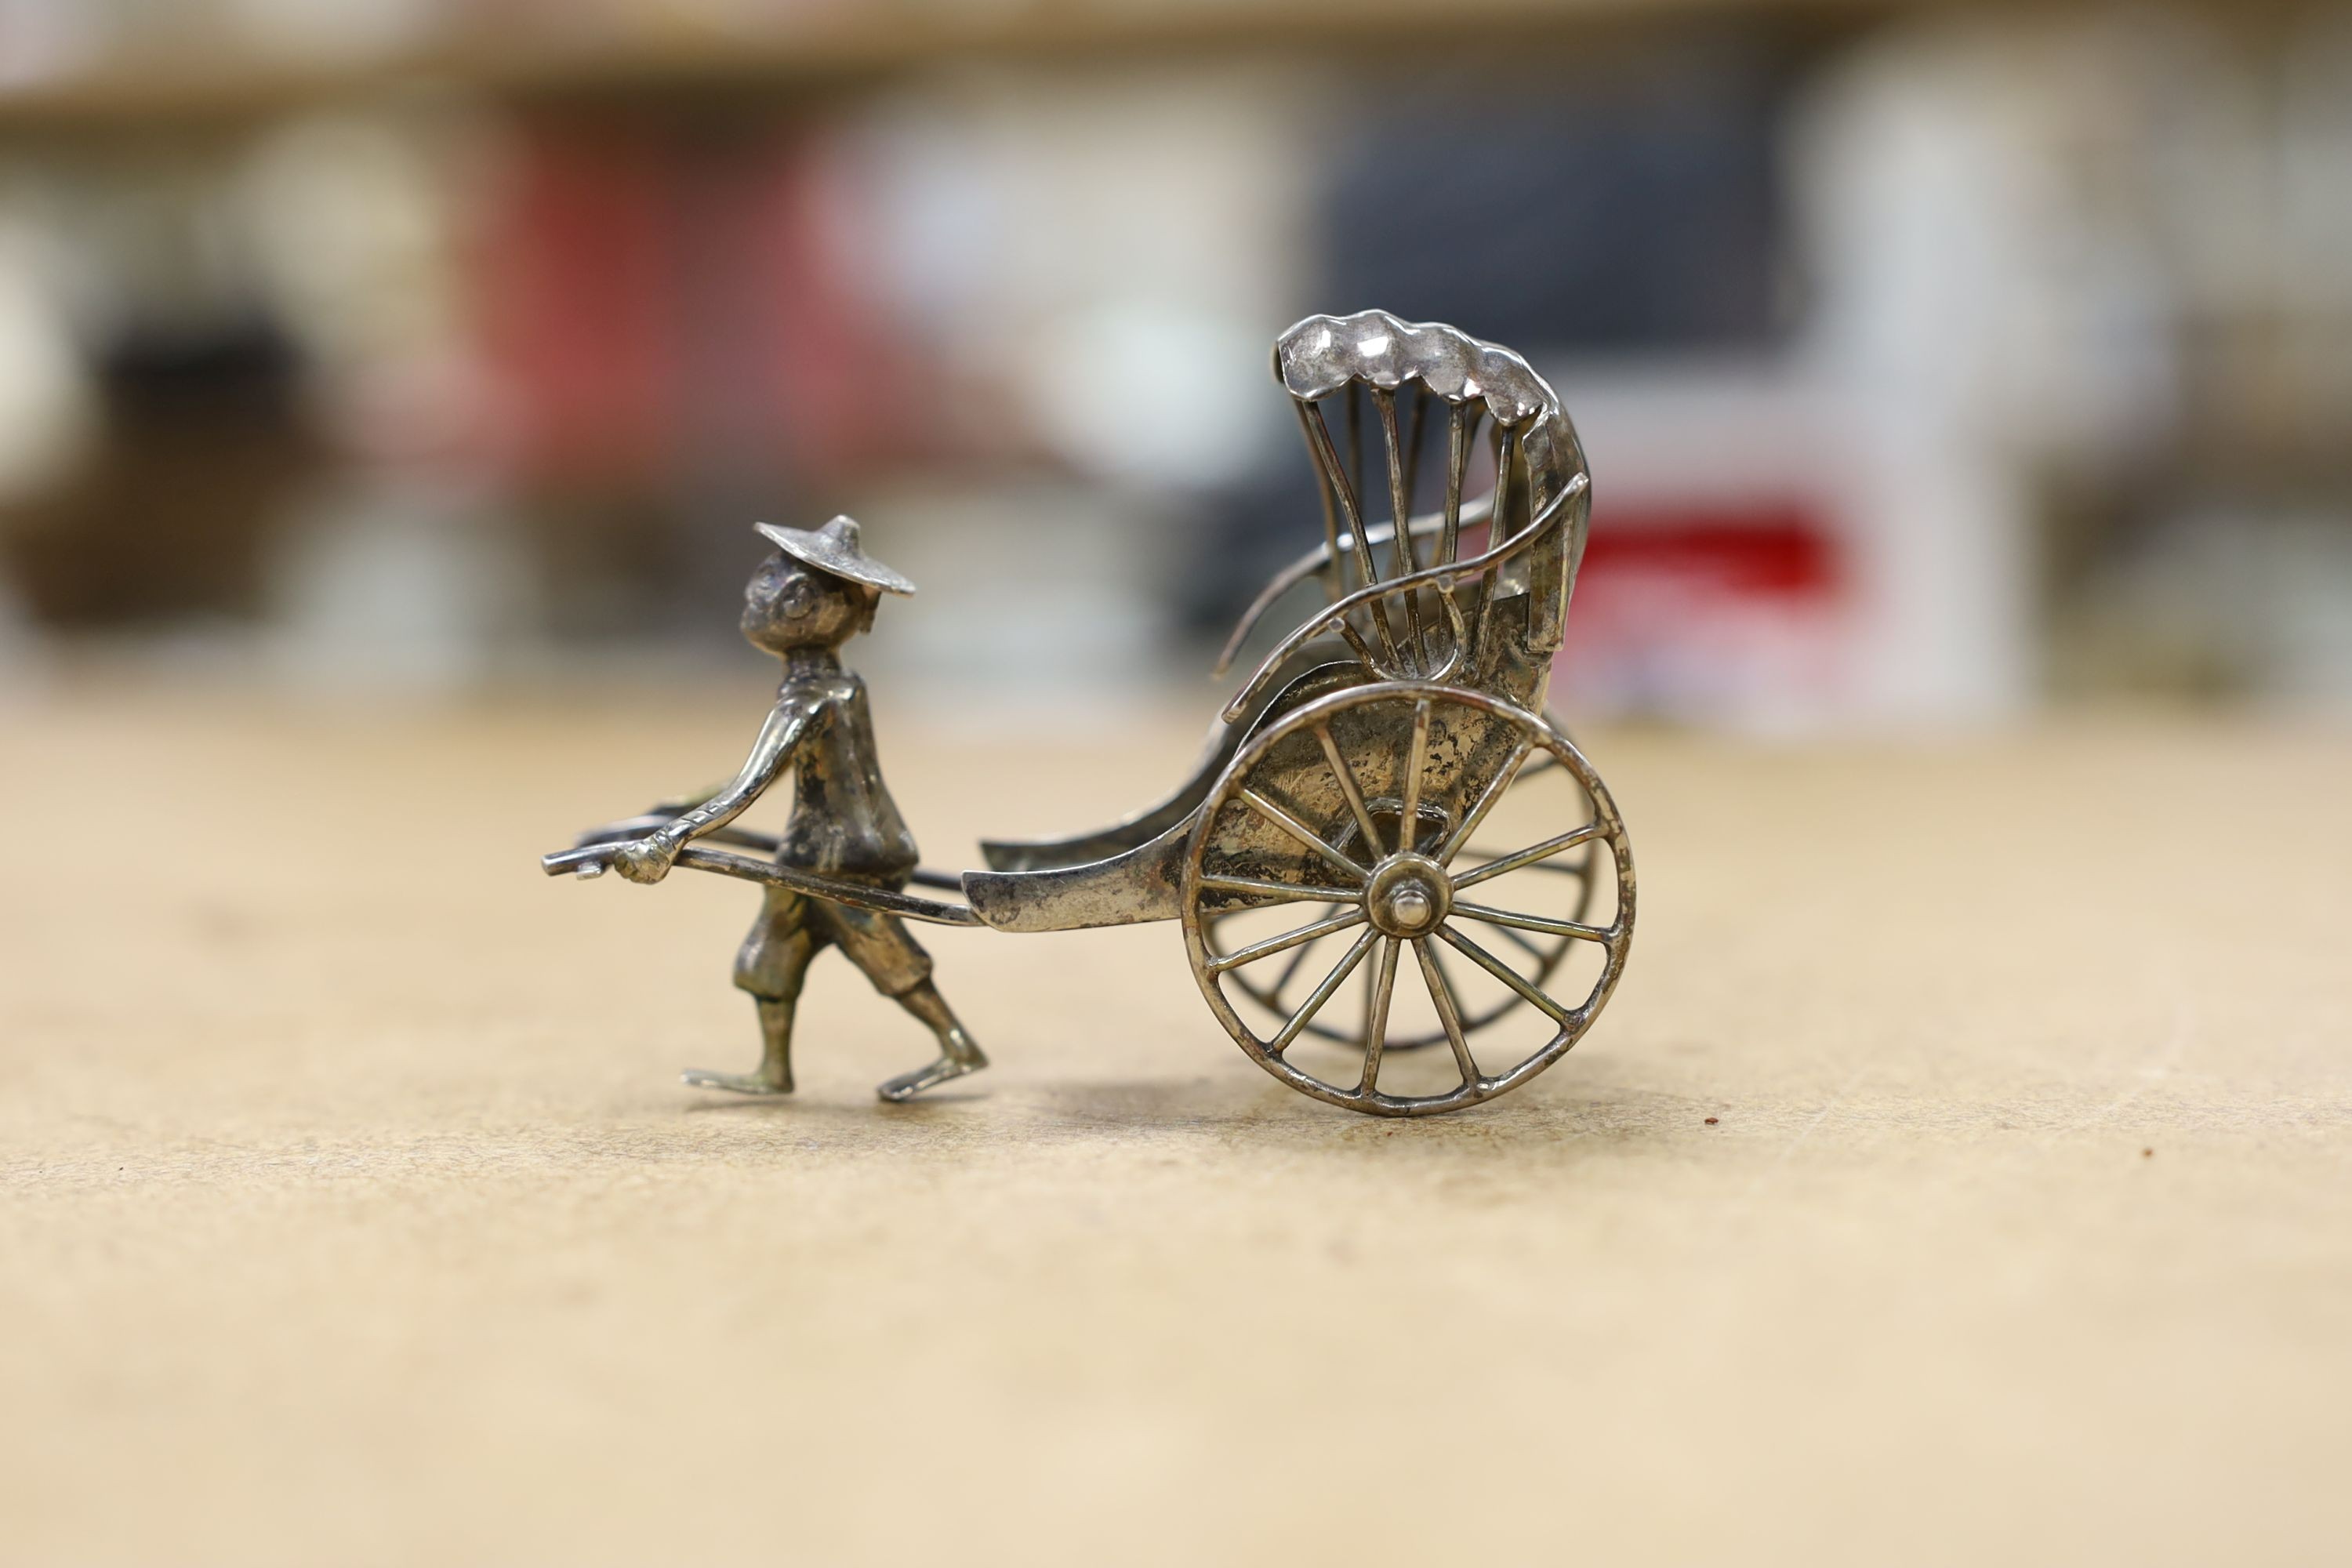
[738,516,915,656]
[740,552,876,653]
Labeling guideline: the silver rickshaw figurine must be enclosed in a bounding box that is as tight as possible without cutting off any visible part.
[544,310,1635,1119]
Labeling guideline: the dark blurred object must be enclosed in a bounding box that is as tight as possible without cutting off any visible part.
[1323,42,1792,351]
[2,321,319,624]
[1180,38,1798,642]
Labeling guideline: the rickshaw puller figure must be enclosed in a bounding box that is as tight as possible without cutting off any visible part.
[607,517,987,1103]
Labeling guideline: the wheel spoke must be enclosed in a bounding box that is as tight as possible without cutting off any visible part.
[1412,937,1480,1087]
[1269,926,1380,1054]
[1399,698,1432,855]
[1451,821,1608,891]
[1199,873,1360,905]
[1238,787,1367,882]
[1435,924,1572,1025]
[1359,937,1400,1094]
[1266,903,1342,1000]
[1427,939,1464,998]
[1453,901,1613,942]
[1314,721,1385,860]
[1464,848,1590,878]
[1436,737,1534,864]
[1208,909,1367,974]
[1476,918,1549,959]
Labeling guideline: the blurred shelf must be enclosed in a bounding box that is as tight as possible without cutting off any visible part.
[0,0,1882,135]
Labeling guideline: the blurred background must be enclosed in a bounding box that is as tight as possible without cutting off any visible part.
[0,0,2348,729]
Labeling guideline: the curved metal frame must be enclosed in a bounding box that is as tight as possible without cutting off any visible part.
[1180,682,1635,1119]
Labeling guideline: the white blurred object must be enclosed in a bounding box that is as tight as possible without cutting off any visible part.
[1028,303,1271,492]
[267,477,531,693]
[220,0,440,65]
[848,64,1319,490]
[0,0,106,89]
[235,111,498,463]
[843,476,1176,717]
[238,112,524,693]
[1790,9,2352,721]
[0,215,96,502]
[1788,13,2198,722]
[0,206,89,681]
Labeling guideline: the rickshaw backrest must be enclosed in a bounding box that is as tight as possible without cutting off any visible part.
[1274,310,1592,656]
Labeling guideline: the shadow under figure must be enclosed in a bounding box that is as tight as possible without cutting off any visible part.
[598,517,986,1103]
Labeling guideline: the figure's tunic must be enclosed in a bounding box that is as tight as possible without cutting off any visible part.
[734,669,931,1001]
[774,670,919,886]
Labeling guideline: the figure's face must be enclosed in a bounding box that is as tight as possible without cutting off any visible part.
[740,552,873,653]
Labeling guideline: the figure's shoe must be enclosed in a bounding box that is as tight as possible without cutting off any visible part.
[877,1053,985,1103]
[682,1069,793,1095]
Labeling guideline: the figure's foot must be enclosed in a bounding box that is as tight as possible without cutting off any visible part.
[877,1051,985,1104]
[682,1068,793,1096]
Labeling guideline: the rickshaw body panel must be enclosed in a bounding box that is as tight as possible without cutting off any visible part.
[959,625,1553,934]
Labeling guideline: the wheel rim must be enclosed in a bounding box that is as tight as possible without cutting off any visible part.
[1181,682,1635,1118]
[1205,712,1599,1051]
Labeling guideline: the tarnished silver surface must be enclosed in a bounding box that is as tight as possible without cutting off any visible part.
[1204,710,1600,1054]
[561,813,967,891]
[545,311,1633,1119]
[541,843,982,927]
[1181,683,1634,1118]
[1266,308,1591,665]
[1211,502,1491,678]
[961,659,1364,927]
[550,521,989,1103]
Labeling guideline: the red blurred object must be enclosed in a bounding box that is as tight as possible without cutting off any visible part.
[475,125,678,484]
[471,120,914,490]
[1577,507,1839,600]
[1559,502,1849,720]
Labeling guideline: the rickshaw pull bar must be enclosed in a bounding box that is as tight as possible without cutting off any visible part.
[571,811,965,891]
[540,844,985,927]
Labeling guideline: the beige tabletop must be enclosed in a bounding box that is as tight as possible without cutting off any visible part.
[4,681,2347,1566]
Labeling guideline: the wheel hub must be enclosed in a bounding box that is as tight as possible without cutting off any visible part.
[1364,853,1450,938]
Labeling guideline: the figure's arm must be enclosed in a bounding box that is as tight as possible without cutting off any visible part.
[566,779,727,852]
[655,779,730,813]
[612,699,815,884]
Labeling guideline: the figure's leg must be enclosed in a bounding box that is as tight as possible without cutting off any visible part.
[687,891,818,1095]
[827,908,988,1102]
[876,979,989,1104]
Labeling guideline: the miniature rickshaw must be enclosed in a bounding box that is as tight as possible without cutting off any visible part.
[545,310,1634,1118]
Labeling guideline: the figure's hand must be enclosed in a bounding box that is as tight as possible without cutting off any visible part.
[611,835,680,885]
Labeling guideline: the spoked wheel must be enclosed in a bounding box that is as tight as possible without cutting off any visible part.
[1181,681,1634,1118]
[1205,709,1600,1053]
